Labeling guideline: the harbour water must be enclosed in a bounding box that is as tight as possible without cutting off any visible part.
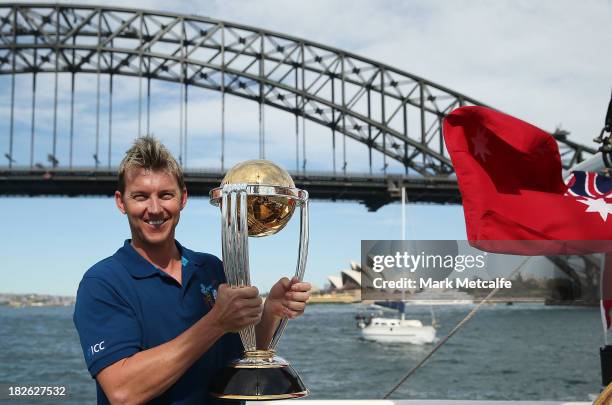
[0,303,602,403]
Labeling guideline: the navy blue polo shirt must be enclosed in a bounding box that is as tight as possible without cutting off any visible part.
[73,240,243,404]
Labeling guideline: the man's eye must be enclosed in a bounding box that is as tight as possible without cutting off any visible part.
[161,193,175,200]
[133,195,147,201]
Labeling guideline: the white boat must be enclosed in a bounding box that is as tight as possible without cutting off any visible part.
[358,316,436,344]
[356,301,437,344]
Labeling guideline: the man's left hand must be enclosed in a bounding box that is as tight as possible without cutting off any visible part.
[264,277,311,320]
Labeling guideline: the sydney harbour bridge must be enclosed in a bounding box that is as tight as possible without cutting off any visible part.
[0,3,598,211]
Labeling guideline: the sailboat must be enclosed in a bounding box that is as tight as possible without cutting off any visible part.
[356,301,437,344]
[354,188,438,344]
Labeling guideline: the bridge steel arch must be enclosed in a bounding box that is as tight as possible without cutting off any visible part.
[0,3,597,209]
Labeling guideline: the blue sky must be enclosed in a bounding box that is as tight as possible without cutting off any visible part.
[1,0,610,295]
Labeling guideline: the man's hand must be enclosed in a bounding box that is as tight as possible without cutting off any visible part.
[255,277,311,349]
[264,277,312,320]
[209,284,263,333]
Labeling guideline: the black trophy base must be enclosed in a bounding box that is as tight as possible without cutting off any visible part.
[210,350,308,400]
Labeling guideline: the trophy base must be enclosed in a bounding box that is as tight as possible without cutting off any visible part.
[210,350,309,400]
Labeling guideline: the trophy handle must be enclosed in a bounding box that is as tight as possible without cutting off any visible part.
[221,185,257,352]
[268,197,309,350]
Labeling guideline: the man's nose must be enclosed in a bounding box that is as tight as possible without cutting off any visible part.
[147,196,162,214]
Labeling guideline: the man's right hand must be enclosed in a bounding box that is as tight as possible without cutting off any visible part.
[209,284,262,332]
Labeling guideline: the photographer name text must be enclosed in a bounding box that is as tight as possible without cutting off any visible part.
[372,277,512,290]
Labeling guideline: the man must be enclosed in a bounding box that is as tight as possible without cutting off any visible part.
[73,136,311,404]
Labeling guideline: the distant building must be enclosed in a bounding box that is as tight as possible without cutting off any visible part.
[327,275,343,290]
[341,269,361,290]
[326,261,362,291]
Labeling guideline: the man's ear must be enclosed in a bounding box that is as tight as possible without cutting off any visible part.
[180,188,188,210]
[115,190,127,214]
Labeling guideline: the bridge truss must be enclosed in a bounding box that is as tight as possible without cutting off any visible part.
[0,3,597,209]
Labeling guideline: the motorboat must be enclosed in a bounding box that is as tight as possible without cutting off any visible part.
[356,301,437,344]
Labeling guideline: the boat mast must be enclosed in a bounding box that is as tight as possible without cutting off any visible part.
[401,186,406,240]
[401,186,406,322]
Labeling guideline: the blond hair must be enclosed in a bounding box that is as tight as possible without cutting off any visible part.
[117,136,185,194]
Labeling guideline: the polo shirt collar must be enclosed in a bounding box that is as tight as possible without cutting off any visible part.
[115,239,205,279]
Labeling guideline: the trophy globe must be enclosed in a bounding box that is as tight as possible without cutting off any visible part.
[209,159,310,400]
[221,159,296,237]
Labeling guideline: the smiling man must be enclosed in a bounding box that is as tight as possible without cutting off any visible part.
[73,136,311,404]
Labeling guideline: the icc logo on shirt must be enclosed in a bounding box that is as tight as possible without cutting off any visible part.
[89,340,105,357]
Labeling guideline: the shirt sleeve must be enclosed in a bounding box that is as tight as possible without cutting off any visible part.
[73,276,142,377]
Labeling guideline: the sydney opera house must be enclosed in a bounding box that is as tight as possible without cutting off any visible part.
[309,262,363,303]
[326,261,362,292]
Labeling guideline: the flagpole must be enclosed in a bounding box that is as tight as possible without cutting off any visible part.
[601,253,612,390]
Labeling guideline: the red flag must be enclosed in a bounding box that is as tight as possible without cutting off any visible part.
[442,106,612,254]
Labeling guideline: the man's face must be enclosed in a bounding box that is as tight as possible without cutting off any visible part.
[115,167,187,248]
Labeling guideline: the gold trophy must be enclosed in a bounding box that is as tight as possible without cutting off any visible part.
[208,160,309,400]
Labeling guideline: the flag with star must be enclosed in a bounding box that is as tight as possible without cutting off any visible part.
[442,105,612,255]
